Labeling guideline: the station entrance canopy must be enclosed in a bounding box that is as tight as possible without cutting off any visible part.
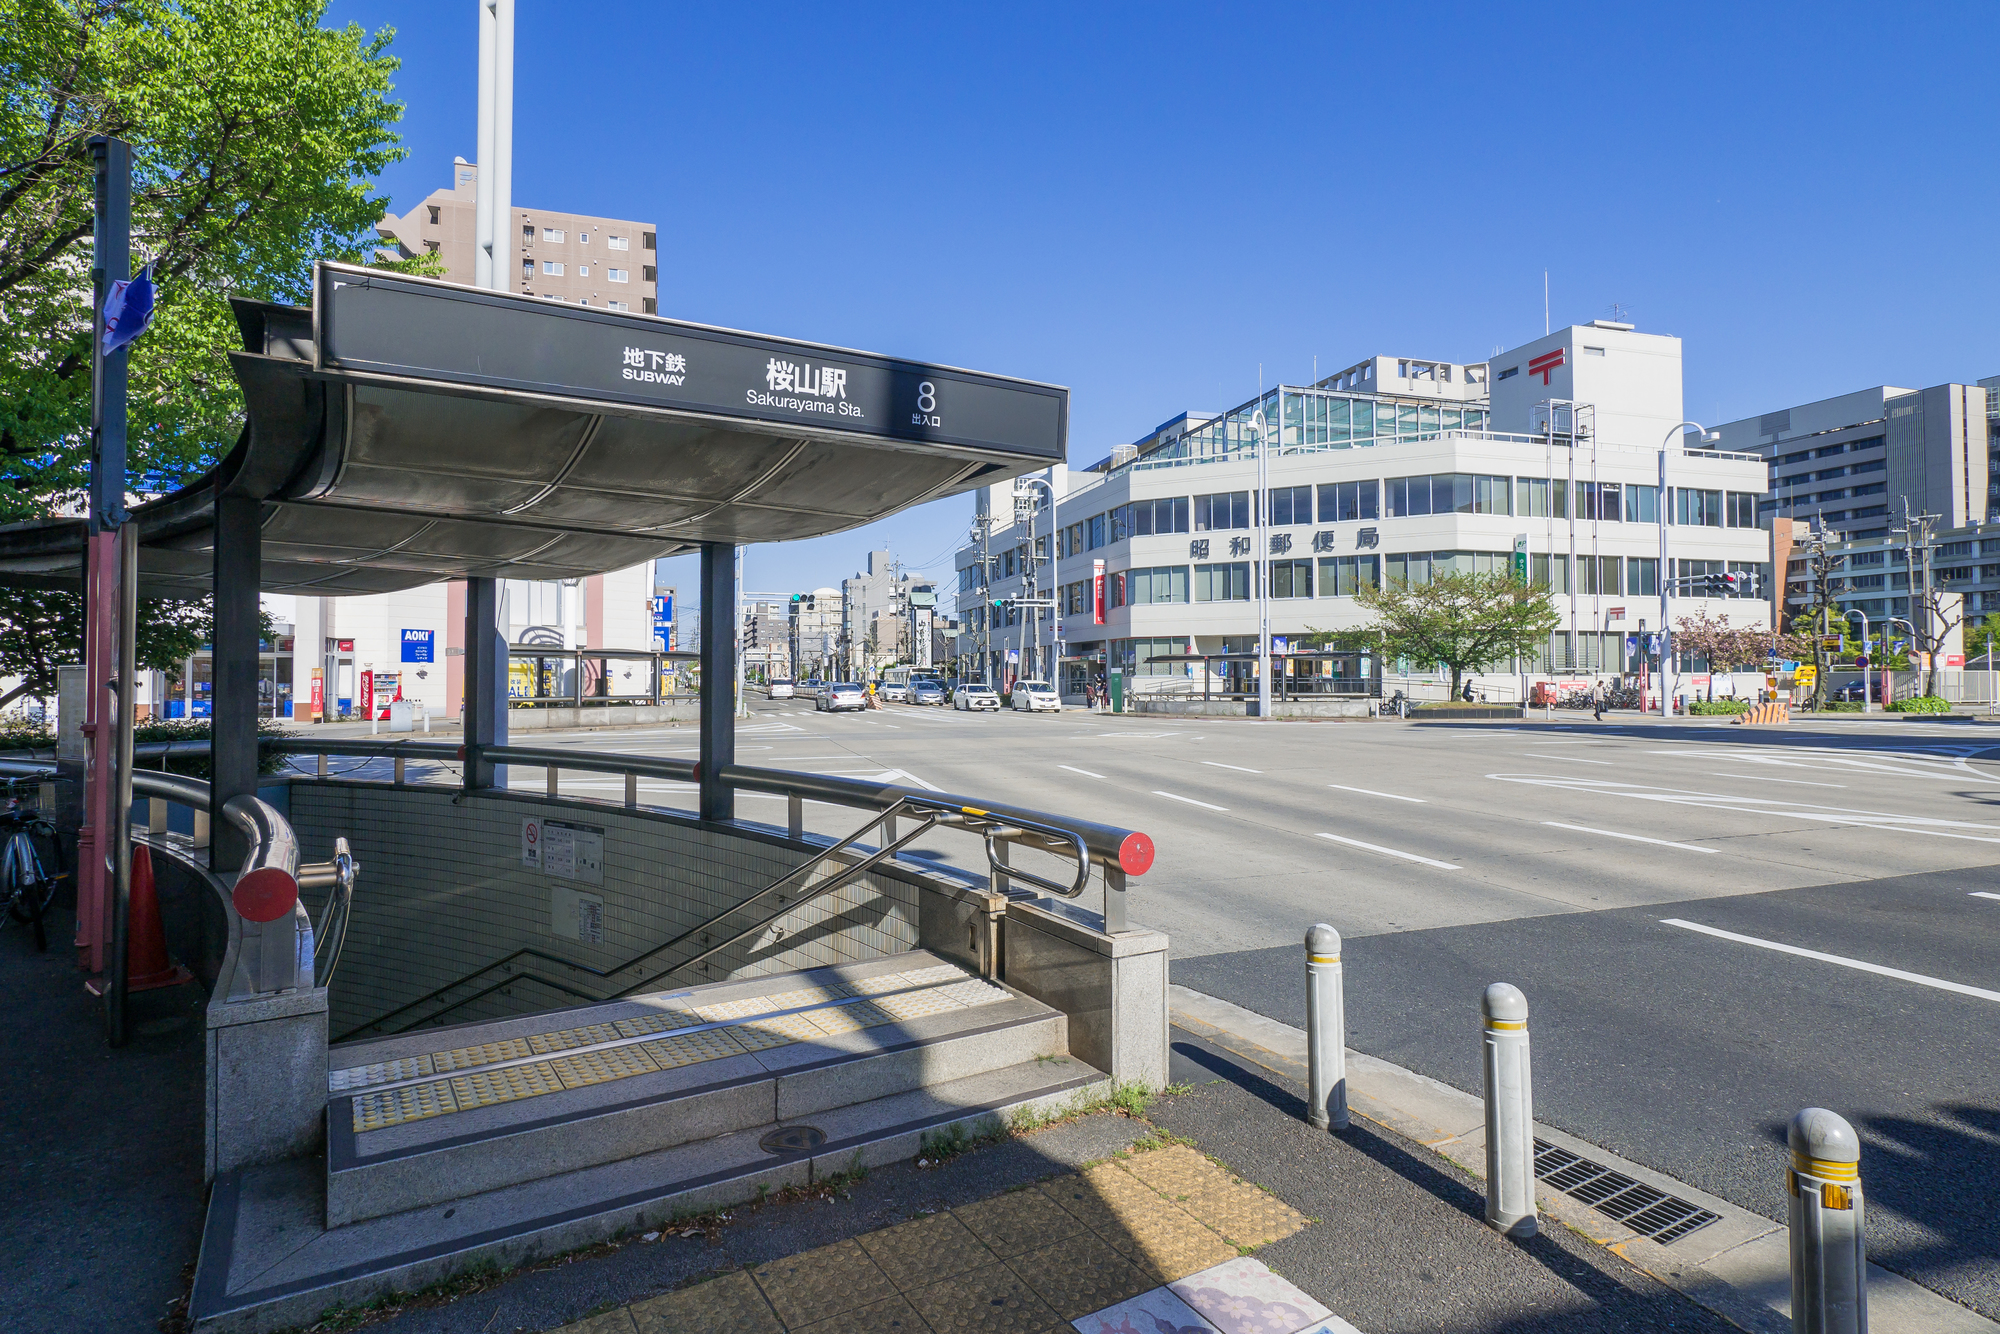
[0,263,1067,595]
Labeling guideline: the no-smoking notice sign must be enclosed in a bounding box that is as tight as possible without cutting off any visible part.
[521,816,605,885]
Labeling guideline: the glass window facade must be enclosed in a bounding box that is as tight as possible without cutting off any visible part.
[1127,565,1190,604]
[1194,562,1251,600]
[1267,560,1314,598]
[1390,474,1509,517]
[1316,480,1380,522]
[1516,477,1569,519]
[1317,555,1380,596]
[1194,492,1252,531]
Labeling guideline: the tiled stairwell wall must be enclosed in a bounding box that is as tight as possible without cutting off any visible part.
[288,782,931,1040]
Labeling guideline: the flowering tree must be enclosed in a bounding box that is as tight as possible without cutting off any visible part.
[1671,610,1813,673]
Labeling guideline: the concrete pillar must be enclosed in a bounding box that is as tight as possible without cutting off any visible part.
[211,495,262,871]
[699,542,735,822]
[463,576,507,789]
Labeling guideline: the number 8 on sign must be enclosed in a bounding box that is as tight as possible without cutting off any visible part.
[913,380,940,428]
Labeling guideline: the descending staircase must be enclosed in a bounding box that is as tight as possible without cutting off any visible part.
[191,950,1106,1333]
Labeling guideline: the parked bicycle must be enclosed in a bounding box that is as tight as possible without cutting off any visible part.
[1,786,62,953]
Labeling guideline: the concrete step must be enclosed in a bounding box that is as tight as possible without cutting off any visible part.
[191,1053,1109,1334]
[324,952,1064,1225]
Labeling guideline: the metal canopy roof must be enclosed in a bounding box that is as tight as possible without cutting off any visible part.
[0,263,1066,597]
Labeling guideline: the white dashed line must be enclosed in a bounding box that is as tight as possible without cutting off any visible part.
[1971,892,2000,902]
[1661,918,2000,1004]
[1543,821,1715,854]
[1153,791,1227,811]
[1202,761,1263,774]
[1315,833,1459,870]
[1059,765,1106,779]
[1327,784,1425,804]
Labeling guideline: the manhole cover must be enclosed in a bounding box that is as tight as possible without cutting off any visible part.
[760,1125,826,1154]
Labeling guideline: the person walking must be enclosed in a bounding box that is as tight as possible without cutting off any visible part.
[1592,682,1606,721]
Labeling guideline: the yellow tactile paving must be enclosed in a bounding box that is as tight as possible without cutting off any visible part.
[641,1025,751,1068]
[722,1022,796,1052]
[431,1037,537,1073]
[530,1021,627,1054]
[352,1079,459,1131]
[339,964,997,1132]
[551,1043,663,1088]
[329,1054,434,1092]
[450,1060,567,1109]
[614,1009,701,1038]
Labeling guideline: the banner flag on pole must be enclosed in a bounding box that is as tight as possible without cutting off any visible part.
[100,263,156,355]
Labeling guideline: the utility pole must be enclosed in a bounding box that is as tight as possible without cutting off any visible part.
[1894,500,1942,695]
[1801,518,1845,712]
[972,511,994,685]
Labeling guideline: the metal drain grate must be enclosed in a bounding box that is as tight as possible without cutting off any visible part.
[760,1125,826,1154]
[1533,1140,1720,1244]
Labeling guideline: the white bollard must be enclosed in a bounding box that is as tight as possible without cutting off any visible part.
[1304,923,1348,1131]
[1482,982,1537,1238]
[1789,1108,1867,1334]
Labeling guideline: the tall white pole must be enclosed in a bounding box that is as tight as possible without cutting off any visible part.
[493,2,513,278]
[735,544,747,716]
[1255,407,1272,721]
[474,2,496,289]
[1658,443,1671,715]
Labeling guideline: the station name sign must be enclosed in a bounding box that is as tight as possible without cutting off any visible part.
[315,265,1065,461]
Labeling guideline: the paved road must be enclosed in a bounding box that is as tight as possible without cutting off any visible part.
[405,701,2000,1317]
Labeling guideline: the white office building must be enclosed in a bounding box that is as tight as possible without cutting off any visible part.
[953,323,1772,700]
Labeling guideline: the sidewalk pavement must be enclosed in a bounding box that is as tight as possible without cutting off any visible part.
[1168,984,1999,1334]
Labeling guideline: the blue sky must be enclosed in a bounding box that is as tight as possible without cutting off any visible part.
[326,2,1999,605]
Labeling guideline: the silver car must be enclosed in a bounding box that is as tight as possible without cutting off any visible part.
[815,681,867,712]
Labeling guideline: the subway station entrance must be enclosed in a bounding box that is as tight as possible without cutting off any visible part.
[0,268,1165,1332]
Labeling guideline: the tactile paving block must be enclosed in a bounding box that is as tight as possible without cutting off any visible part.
[843,971,917,996]
[1118,1145,1308,1248]
[720,1022,795,1052]
[806,1000,896,1035]
[528,1021,626,1054]
[872,989,969,1022]
[449,1060,566,1109]
[430,1037,536,1073]
[641,1026,750,1068]
[351,1079,458,1132]
[614,1009,701,1038]
[328,1054,433,1092]
[550,1043,662,1088]
[933,979,1009,1008]
[733,1011,825,1044]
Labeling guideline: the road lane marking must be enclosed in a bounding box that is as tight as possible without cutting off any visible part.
[1543,821,1715,854]
[1316,833,1459,870]
[1972,892,2000,902]
[1153,791,1227,811]
[1708,774,1846,788]
[1661,918,2000,1004]
[1202,761,1263,773]
[1327,783,1426,803]
[1519,753,1613,764]
[1059,765,1105,779]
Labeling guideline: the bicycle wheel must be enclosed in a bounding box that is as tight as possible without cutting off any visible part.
[3,833,56,923]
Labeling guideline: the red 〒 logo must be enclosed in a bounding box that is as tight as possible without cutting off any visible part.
[1528,348,1565,385]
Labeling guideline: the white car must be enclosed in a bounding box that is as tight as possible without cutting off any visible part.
[766,679,795,700]
[1009,680,1061,713]
[881,680,908,702]
[953,683,1000,711]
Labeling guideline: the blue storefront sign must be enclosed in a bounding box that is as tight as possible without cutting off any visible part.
[651,594,674,651]
[401,628,435,663]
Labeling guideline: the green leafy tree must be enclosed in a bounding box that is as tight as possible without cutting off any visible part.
[0,0,424,694]
[1352,571,1561,700]
[1966,614,2000,665]
[0,588,240,710]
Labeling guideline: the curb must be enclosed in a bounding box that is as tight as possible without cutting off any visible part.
[1167,984,1996,1334]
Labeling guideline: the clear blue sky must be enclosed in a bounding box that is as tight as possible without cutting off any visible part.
[327,1,1998,605]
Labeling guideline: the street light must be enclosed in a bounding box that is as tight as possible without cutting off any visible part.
[1015,473,1057,685]
[1250,406,1273,721]
[1841,608,1871,713]
[1658,420,1720,717]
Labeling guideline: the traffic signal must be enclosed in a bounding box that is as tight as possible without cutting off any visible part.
[746,620,759,647]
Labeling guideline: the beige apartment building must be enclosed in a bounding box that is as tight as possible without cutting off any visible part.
[377,157,658,312]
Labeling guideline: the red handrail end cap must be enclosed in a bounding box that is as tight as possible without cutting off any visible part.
[1119,831,1155,876]
[455,746,466,761]
[233,867,300,923]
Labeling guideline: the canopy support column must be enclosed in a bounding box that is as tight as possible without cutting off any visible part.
[699,542,734,822]
[211,495,262,871]
[463,576,508,790]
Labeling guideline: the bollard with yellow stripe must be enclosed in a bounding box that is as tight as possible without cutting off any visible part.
[1304,923,1347,1132]
[1788,1107,1867,1334]
[1733,701,1791,725]
[1481,983,1537,1238]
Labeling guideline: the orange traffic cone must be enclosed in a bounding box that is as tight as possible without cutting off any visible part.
[88,844,193,995]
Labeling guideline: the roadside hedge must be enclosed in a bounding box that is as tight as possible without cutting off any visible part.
[1688,699,1751,715]
[1886,695,1952,713]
